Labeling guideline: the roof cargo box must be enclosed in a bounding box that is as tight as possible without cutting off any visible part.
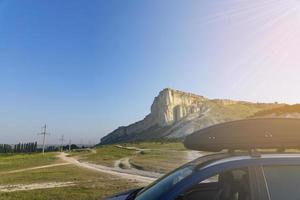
[184,118,300,152]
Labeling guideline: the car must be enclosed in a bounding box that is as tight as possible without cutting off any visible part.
[104,118,300,200]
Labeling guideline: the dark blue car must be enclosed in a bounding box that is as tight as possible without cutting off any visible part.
[104,118,300,200]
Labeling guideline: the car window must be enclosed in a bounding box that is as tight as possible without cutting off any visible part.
[134,153,230,200]
[201,174,219,183]
[263,165,300,200]
[135,165,194,200]
[200,169,247,183]
[179,168,251,200]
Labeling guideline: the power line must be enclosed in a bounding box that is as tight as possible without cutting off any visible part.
[59,135,64,152]
[69,139,71,152]
[37,124,50,155]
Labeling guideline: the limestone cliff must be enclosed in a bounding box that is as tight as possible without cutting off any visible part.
[150,88,208,126]
[100,88,282,144]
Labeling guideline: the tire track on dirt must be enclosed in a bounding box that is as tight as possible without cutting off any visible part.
[0,163,71,175]
[0,182,76,192]
[58,153,155,184]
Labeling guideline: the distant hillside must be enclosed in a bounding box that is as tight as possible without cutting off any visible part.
[251,104,300,118]
[100,88,283,144]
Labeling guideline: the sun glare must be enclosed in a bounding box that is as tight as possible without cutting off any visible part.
[199,0,300,101]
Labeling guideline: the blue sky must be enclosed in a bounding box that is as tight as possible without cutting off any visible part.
[1,0,300,144]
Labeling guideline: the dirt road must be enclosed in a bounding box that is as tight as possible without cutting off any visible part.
[58,153,156,183]
[0,148,202,192]
[0,163,71,175]
[57,146,203,184]
[0,182,75,192]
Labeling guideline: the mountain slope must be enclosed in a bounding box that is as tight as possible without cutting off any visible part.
[100,88,283,144]
[251,104,300,118]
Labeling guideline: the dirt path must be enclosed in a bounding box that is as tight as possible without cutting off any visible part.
[58,146,203,184]
[114,157,163,178]
[0,163,71,175]
[113,146,164,178]
[115,145,203,162]
[0,182,75,192]
[0,161,74,192]
[58,153,155,183]
[115,145,204,173]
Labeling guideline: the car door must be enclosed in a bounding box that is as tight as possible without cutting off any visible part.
[171,166,261,200]
[257,164,300,200]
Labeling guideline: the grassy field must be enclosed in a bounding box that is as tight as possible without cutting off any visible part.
[125,142,186,151]
[70,146,137,167]
[0,153,59,172]
[0,153,59,173]
[0,165,143,200]
[130,149,187,173]
[0,142,188,200]
[70,142,189,173]
[0,152,144,200]
[129,142,188,173]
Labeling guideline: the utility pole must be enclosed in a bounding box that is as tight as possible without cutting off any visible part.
[38,124,50,155]
[68,139,71,152]
[59,135,64,152]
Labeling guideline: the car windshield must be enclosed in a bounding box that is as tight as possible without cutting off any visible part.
[134,165,194,200]
[134,153,228,200]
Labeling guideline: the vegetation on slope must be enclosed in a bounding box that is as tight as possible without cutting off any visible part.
[251,104,300,117]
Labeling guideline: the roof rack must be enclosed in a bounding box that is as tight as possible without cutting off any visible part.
[184,118,300,153]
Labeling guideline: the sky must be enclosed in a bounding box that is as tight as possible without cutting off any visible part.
[0,0,300,144]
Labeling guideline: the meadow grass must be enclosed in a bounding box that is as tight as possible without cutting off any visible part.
[0,142,187,199]
[0,165,143,200]
[69,145,136,167]
[125,142,186,151]
[0,153,58,172]
[70,142,188,173]
[130,149,187,173]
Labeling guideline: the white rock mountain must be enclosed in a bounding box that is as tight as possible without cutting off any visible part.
[100,88,282,144]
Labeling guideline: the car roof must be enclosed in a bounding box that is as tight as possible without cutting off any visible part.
[192,152,300,170]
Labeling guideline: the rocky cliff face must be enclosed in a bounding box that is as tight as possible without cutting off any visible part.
[100,88,282,144]
[150,89,208,126]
